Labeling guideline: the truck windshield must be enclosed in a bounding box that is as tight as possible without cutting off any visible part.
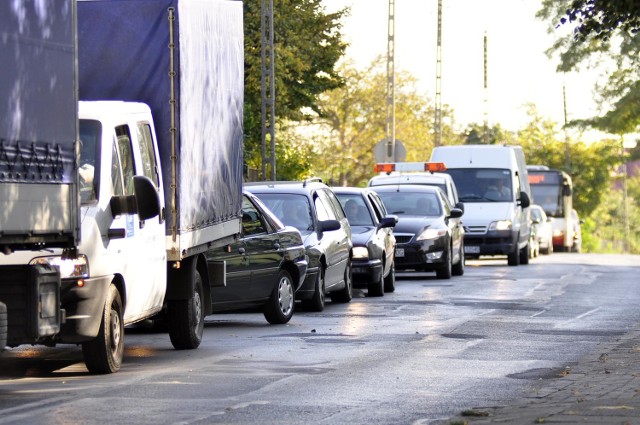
[446,168,512,203]
[79,119,101,204]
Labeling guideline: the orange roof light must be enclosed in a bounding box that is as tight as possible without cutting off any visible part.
[425,162,447,172]
[374,163,396,173]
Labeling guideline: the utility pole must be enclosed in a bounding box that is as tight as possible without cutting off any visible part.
[261,0,276,180]
[562,79,570,171]
[385,0,396,162]
[483,32,489,144]
[434,0,443,146]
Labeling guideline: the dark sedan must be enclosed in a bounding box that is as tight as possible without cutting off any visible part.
[372,185,464,279]
[204,191,307,324]
[333,187,397,296]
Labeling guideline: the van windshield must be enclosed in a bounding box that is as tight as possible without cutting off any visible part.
[446,168,512,203]
[79,119,102,204]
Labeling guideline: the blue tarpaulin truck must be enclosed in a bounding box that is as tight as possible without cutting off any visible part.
[0,0,244,373]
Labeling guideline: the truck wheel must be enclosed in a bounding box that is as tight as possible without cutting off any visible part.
[330,259,353,303]
[520,243,530,265]
[384,263,396,293]
[301,268,325,312]
[264,270,295,324]
[82,284,124,374]
[0,301,7,352]
[168,270,204,349]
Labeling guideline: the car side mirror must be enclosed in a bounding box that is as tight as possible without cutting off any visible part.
[531,218,540,224]
[519,191,531,208]
[318,219,341,232]
[455,201,465,213]
[449,208,463,219]
[377,215,398,230]
[133,176,161,221]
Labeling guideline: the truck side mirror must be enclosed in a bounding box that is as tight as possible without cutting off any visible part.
[563,185,572,196]
[133,175,161,221]
[110,194,137,217]
[519,191,531,208]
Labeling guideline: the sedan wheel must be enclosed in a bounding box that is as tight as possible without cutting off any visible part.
[264,270,295,324]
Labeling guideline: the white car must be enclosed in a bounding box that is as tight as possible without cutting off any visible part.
[530,204,553,255]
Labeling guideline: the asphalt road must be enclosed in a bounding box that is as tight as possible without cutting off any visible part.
[1,253,639,425]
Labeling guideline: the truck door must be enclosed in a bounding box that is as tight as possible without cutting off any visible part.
[113,123,166,321]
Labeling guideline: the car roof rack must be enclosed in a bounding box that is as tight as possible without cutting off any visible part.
[303,177,323,187]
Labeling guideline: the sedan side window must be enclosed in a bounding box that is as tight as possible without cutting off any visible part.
[241,196,267,236]
[314,195,332,221]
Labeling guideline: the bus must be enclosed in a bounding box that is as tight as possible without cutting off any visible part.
[527,166,577,252]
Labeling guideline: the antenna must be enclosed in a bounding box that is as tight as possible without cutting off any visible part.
[434,0,443,146]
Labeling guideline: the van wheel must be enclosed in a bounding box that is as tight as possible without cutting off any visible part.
[168,270,204,349]
[520,243,530,265]
[264,270,295,324]
[508,239,520,266]
[330,259,353,303]
[82,284,124,374]
[384,264,396,293]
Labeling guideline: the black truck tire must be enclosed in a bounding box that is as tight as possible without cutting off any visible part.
[168,270,205,350]
[82,284,124,374]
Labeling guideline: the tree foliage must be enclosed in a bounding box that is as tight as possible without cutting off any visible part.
[304,58,461,187]
[243,1,347,172]
[538,1,640,134]
[515,105,622,215]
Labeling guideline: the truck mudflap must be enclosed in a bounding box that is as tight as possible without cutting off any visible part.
[0,264,63,346]
[58,275,112,343]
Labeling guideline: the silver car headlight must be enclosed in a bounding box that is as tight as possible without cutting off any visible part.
[352,247,369,260]
[30,255,90,279]
[488,220,512,231]
[416,228,446,241]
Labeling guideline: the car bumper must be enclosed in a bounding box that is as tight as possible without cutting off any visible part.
[352,258,383,286]
[463,231,517,256]
[394,239,448,271]
[295,266,318,301]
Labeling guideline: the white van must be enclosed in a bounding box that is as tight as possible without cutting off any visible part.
[429,145,532,265]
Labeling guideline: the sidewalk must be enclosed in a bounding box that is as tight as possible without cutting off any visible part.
[440,327,640,424]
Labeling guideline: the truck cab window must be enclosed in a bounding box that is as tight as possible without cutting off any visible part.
[115,125,135,196]
[79,119,101,203]
[137,123,160,188]
[111,143,124,197]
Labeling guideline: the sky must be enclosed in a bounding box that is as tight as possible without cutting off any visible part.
[321,0,605,139]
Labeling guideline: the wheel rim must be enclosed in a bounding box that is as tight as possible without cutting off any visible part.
[193,290,202,328]
[278,277,294,316]
[109,307,122,354]
[318,273,325,306]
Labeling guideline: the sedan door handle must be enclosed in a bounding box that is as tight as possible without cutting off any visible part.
[238,247,246,255]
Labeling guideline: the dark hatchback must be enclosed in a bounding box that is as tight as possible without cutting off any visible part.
[333,187,398,296]
[204,191,307,324]
[372,185,465,279]
[246,179,353,312]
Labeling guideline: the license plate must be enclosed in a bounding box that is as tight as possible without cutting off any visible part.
[395,248,405,257]
[464,245,480,254]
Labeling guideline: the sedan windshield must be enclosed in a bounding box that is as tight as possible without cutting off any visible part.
[336,194,373,226]
[376,191,441,217]
[252,193,313,231]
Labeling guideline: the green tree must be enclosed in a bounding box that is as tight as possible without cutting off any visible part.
[515,104,621,215]
[538,1,640,134]
[305,58,460,187]
[462,122,512,145]
[243,0,347,173]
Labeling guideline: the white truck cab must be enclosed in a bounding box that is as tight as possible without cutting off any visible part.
[430,145,532,266]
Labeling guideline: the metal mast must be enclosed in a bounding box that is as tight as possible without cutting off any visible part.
[483,32,489,144]
[385,0,396,161]
[434,0,443,146]
[260,0,276,180]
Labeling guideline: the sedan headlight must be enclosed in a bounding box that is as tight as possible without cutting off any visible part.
[30,255,90,279]
[416,228,446,241]
[489,220,512,231]
[352,246,369,260]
